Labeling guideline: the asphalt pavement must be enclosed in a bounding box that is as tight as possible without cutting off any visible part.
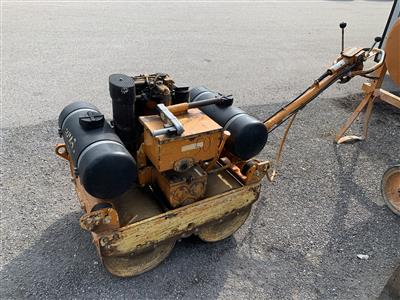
[2,0,393,128]
[1,1,399,299]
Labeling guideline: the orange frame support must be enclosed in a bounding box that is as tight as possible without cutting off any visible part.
[335,19,400,144]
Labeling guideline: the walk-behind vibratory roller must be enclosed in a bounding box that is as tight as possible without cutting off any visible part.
[56,23,396,277]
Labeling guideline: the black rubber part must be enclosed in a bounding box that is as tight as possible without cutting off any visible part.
[60,107,122,167]
[241,160,257,176]
[79,111,105,130]
[59,101,137,199]
[189,86,268,160]
[58,101,99,129]
[79,142,137,199]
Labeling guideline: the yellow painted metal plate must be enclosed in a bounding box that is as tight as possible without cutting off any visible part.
[99,184,260,256]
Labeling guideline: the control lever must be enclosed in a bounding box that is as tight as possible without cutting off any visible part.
[154,103,185,136]
[339,22,347,54]
[365,36,382,60]
[152,96,233,137]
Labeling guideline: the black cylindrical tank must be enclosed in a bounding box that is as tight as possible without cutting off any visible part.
[109,74,136,153]
[190,86,268,160]
[58,101,137,199]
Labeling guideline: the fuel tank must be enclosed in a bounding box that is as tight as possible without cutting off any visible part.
[189,86,268,160]
[58,101,137,199]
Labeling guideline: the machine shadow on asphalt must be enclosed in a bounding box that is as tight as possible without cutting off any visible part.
[1,211,239,298]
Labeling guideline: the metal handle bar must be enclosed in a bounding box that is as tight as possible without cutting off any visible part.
[350,48,386,77]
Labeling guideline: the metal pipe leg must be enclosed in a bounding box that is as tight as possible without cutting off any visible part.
[335,93,373,143]
[362,96,376,140]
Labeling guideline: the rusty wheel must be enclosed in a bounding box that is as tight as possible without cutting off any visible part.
[102,240,176,277]
[381,165,400,216]
[197,206,251,242]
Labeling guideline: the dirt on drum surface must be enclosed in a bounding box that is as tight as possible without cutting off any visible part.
[1,95,399,299]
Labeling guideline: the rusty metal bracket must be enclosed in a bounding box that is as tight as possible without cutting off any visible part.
[206,130,231,171]
[244,160,271,184]
[55,143,69,161]
[80,208,120,233]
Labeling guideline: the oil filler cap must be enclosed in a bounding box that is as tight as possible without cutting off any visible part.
[79,111,105,129]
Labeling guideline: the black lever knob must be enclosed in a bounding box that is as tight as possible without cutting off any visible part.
[364,36,382,60]
[340,22,347,54]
